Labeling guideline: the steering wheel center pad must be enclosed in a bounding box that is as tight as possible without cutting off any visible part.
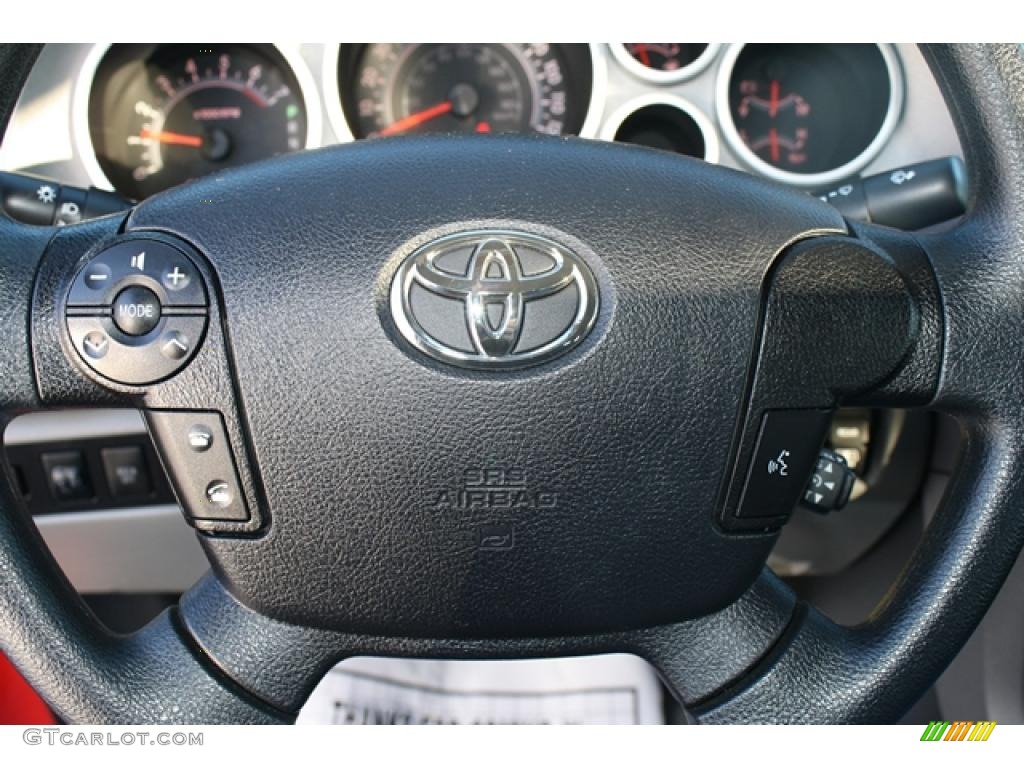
[119,136,848,637]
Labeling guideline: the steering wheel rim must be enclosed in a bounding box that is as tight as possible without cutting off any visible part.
[1,43,1023,724]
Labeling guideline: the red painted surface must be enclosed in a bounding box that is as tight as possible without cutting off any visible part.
[0,651,57,724]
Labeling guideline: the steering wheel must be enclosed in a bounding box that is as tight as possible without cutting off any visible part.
[1,43,1023,724]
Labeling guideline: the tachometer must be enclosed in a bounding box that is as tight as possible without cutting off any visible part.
[86,44,316,199]
[717,44,903,187]
[338,44,594,138]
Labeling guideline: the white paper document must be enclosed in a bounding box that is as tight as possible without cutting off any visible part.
[297,654,665,725]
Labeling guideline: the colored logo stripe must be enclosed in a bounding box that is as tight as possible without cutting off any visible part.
[944,721,973,741]
[969,721,997,741]
[920,720,996,741]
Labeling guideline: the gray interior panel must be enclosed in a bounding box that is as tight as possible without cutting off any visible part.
[33,504,208,594]
[5,409,208,594]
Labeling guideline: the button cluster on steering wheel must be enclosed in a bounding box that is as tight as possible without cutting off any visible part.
[64,238,209,385]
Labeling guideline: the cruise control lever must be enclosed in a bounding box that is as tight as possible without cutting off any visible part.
[800,449,856,514]
[815,156,967,231]
[0,171,130,227]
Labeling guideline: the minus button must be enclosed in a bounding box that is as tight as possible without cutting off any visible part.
[83,262,112,288]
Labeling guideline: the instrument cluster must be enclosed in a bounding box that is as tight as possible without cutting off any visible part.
[73,43,907,199]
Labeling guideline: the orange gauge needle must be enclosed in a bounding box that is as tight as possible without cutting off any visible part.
[377,101,453,137]
[769,128,780,164]
[633,44,652,68]
[139,128,204,148]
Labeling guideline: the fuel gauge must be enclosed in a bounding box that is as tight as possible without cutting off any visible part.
[611,43,719,83]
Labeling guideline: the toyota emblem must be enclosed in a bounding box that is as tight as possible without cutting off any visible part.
[390,230,599,369]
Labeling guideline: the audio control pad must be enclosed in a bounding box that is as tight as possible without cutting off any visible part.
[64,238,209,385]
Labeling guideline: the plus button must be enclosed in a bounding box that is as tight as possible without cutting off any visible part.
[164,266,189,290]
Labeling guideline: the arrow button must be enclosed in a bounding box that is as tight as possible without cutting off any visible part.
[160,330,190,360]
[82,331,109,359]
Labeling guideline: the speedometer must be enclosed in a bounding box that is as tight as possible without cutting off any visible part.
[338,44,595,138]
[85,44,317,199]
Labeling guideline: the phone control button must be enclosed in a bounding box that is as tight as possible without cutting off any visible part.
[145,410,250,524]
[205,480,234,509]
[188,425,214,452]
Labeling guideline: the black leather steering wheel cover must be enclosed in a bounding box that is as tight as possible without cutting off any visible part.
[176,568,798,714]
[0,43,1023,724]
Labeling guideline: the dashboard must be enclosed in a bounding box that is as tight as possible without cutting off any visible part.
[0,43,962,202]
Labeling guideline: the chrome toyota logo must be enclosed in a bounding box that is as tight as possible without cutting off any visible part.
[390,230,599,369]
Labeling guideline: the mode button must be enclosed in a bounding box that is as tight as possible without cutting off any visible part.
[112,285,161,336]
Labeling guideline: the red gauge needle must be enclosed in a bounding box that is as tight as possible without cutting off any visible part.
[769,127,780,164]
[633,44,652,67]
[140,128,204,148]
[378,101,453,137]
[769,79,780,118]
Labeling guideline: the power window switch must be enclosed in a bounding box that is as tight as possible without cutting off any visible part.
[41,451,93,502]
[101,446,152,497]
